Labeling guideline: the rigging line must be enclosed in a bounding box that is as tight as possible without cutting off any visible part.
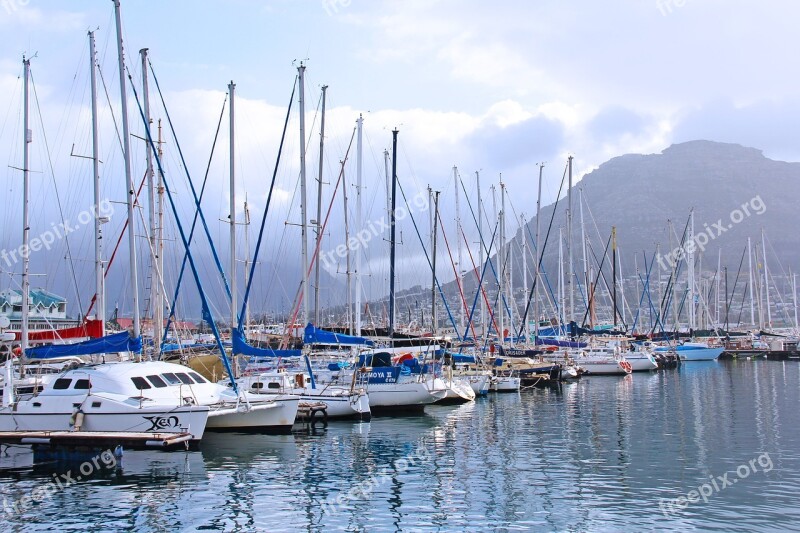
[95,60,125,154]
[437,209,478,344]
[147,59,233,305]
[238,77,297,332]
[456,177,515,328]
[129,67,239,393]
[518,160,569,338]
[85,169,148,318]
[461,223,500,344]
[162,93,229,345]
[724,245,748,329]
[29,70,84,318]
[395,179,459,336]
[281,127,356,348]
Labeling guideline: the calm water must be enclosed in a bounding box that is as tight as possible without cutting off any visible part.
[2,360,800,532]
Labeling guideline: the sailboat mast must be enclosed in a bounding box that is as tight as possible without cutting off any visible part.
[748,237,755,326]
[243,198,251,333]
[579,187,588,319]
[21,56,31,353]
[431,190,440,335]
[534,163,544,340]
[567,155,574,325]
[355,115,363,336]
[612,226,618,328]
[113,0,140,339]
[687,209,695,330]
[89,33,105,337]
[314,85,327,326]
[388,129,399,338]
[454,166,464,334]
[298,63,309,327]
[341,160,352,334]
[141,48,160,351]
[228,80,237,331]
[500,180,507,342]
[521,213,529,342]
[762,229,771,328]
[558,227,565,330]
[476,171,485,339]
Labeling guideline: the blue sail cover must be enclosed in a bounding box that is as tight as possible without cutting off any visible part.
[303,323,374,346]
[231,328,301,358]
[25,331,143,359]
[535,338,588,348]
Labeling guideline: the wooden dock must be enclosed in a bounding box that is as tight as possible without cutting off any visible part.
[0,431,197,451]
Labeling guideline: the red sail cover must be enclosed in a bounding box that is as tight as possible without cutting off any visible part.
[13,319,104,341]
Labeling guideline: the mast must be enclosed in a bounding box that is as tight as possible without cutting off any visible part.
[141,47,159,351]
[21,56,31,353]
[534,163,544,339]
[314,85,328,326]
[454,166,464,334]
[89,33,105,337]
[793,271,798,330]
[476,171,485,339]
[612,226,618,328]
[431,190,440,335]
[579,188,588,320]
[388,129,399,338]
[716,248,722,328]
[493,184,502,342]
[687,209,695,330]
[355,115,363,336]
[243,197,251,332]
[228,80,237,331]
[748,237,755,327]
[500,180,507,342]
[558,227,565,330]
[567,155,574,325]
[521,213,529,342]
[762,229,771,328]
[297,63,309,326]
[341,160,352,334]
[113,0,140,339]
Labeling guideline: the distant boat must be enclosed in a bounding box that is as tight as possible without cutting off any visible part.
[655,342,723,361]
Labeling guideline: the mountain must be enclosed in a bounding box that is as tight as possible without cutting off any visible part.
[434,140,799,329]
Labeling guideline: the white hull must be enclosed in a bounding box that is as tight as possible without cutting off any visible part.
[677,347,724,361]
[462,374,490,396]
[206,396,299,431]
[368,381,444,410]
[624,353,659,371]
[579,360,631,376]
[295,391,369,420]
[490,376,521,392]
[0,404,209,439]
[430,377,476,404]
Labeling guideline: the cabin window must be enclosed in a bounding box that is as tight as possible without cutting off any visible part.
[189,372,207,384]
[267,382,281,390]
[161,373,181,385]
[175,373,194,385]
[74,379,91,390]
[146,375,168,388]
[251,382,264,389]
[53,378,72,390]
[130,377,151,390]
[91,401,102,408]
[32,402,41,407]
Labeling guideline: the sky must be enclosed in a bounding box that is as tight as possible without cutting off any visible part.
[1,0,798,320]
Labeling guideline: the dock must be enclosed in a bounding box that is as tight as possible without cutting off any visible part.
[0,431,197,451]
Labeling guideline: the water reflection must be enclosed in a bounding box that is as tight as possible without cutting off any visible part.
[2,362,800,530]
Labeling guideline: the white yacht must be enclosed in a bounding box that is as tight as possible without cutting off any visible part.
[236,371,370,420]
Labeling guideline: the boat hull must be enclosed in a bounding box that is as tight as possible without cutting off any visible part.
[206,397,299,433]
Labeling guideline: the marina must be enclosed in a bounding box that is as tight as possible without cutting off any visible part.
[1,1,799,530]
[1,360,797,530]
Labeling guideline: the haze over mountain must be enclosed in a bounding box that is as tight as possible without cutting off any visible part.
[380,140,799,330]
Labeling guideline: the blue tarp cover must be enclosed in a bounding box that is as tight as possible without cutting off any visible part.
[231,328,301,358]
[25,331,143,359]
[303,323,374,346]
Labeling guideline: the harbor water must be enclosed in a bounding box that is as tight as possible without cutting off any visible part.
[2,360,799,531]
